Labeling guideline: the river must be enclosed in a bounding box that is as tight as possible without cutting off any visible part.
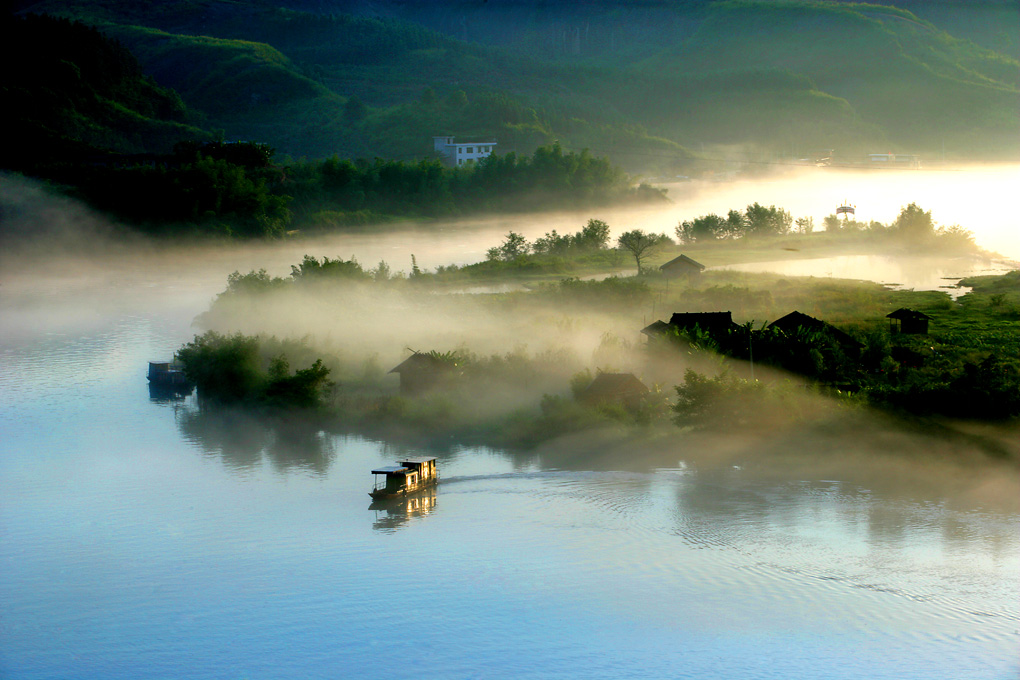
[1,170,1019,679]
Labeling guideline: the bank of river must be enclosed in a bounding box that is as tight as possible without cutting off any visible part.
[1,249,1018,679]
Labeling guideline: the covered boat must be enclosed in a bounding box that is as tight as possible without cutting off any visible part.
[369,456,438,499]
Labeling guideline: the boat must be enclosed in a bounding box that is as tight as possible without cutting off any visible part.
[369,456,438,499]
[147,359,191,387]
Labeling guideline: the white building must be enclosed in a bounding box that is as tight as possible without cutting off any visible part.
[433,136,497,166]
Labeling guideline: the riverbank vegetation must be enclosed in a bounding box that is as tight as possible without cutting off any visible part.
[175,213,1018,456]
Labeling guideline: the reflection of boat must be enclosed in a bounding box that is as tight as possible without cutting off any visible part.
[370,491,437,531]
[369,457,438,499]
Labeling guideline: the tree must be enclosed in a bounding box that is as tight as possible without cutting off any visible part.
[893,202,934,242]
[575,219,611,251]
[823,214,841,232]
[744,203,792,237]
[676,214,726,243]
[494,231,530,261]
[617,229,663,273]
[724,209,745,238]
[795,216,814,234]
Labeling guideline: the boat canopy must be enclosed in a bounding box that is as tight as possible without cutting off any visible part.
[371,466,410,476]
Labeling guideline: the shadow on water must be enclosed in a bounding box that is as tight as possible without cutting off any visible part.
[175,403,335,475]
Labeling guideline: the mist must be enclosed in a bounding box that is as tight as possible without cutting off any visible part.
[4,167,1019,484]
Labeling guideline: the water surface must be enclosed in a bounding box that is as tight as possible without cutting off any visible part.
[2,173,1019,679]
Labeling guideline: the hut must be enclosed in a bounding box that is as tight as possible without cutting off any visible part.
[768,311,862,353]
[580,372,649,410]
[388,351,462,395]
[639,319,674,341]
[668,311,740,336]
[641,311,743,348]
[659,254,706,280]
[887,308,930,335]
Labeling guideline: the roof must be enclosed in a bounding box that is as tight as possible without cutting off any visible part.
[389,352,456,374]
[640,320,673,337]
[769,311,861,347]
[371,466,410,475]
[399,457,437,465]
[886,308,931,321]
[660,254,706,272]
[668,311,738,332]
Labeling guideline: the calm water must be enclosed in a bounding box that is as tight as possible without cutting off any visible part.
[715,254,1016,298]
[2,173,1020,678]
[3,273,1019,680]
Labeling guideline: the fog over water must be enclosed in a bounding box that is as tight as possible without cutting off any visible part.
[1,167,1018,678]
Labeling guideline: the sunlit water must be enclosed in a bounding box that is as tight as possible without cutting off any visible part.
[2,171,1020,679]
[715,254,1016,298]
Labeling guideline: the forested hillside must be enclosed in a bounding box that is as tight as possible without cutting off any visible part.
[11,0,1020,170]
[1,13,207,172]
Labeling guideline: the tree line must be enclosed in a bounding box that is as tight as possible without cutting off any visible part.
[676,202,974,248]
[48,141,664,238]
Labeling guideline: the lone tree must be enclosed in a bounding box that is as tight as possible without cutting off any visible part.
[617,229,664,274]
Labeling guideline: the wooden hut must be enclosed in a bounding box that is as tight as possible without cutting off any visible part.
[887,308,930,335]
[580,372,649,410]
[388,352,461,395]
[659,254,706,280]
[768,311,862,353]
[641,311,742,348]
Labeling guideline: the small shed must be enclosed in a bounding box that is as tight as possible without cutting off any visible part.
[388,352,461,395]
[580,372,649,410]
[660,254,706,280]
[887,308,930,335]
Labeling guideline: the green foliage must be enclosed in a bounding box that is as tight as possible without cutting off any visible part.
[617,229,670,273]
[744,203,792,238]
[177,332,333,407]
[2,13,202,172]
[677,204,792,243]
[290,255,370,282]
[177,332,264,402]
[672,369,769,428]
[488,231,531,262]
[287,145,656,228]
[677,214,727,244]
[893,202,935,242]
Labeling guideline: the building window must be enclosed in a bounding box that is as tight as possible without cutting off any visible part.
[467,147,474,153]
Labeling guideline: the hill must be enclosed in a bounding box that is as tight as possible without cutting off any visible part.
[1,12,207,171]
[13,0,1020,169]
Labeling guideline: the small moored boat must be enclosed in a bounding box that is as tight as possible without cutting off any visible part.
[147,359,190,387]
[369,456,438,499]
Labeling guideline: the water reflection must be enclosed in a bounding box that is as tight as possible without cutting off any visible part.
[369,491,438,532]
[148,382,194,404]
[176,403,335,474]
